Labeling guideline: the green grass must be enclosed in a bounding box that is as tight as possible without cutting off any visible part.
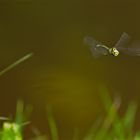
[0,88,139,140]
[0,53,139,140]
[0,52,33,77]
[83,87,139,140]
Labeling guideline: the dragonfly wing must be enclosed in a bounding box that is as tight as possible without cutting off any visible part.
[90,47,103,58]
[114,32,131,49]
[84,36,109,58]
[115,32,140,56]
[120,41,140,56]
[90,46,109,58]
[84,36,101,46]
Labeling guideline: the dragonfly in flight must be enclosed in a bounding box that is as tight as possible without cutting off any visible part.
[84,32,140,58]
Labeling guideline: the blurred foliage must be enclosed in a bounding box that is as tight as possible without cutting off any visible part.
[0,53,140,140]
[0,87,139,140]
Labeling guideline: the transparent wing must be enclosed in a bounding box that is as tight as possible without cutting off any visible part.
[84,36,109,58]
[114,32,140,56]
[90,46,104,58]
[114,32,131,49]
[120,41,140,56]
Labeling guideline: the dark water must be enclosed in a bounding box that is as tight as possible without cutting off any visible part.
[0,0,140,139]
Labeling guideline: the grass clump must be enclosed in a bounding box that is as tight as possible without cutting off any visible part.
[1,88,139,140]
[83,87,139,140]
[0,100,31,140]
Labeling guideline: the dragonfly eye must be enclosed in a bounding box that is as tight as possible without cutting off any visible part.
[112,48,119,56]
[109,48,119,56]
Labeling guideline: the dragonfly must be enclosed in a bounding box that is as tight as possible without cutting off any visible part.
[84,32,140,58]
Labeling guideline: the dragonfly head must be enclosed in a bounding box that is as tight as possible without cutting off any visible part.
[109,47,119,56]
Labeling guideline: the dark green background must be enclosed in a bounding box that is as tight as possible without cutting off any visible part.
[0,0,140,139]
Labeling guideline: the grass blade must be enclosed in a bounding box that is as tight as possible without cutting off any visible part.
[47,107,59,140]
[0,52,33,76]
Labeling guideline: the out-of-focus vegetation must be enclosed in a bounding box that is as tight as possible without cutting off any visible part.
[0,53,140,140]
[0,88,139,140]
[83,87,139,140]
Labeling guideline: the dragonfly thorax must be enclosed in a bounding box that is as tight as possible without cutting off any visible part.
[109,47,119,56]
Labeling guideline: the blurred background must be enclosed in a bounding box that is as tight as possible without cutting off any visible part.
[0,0,140,139]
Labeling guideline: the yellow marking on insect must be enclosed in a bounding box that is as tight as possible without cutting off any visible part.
[97,45,119,56]
[109,48,119,56]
